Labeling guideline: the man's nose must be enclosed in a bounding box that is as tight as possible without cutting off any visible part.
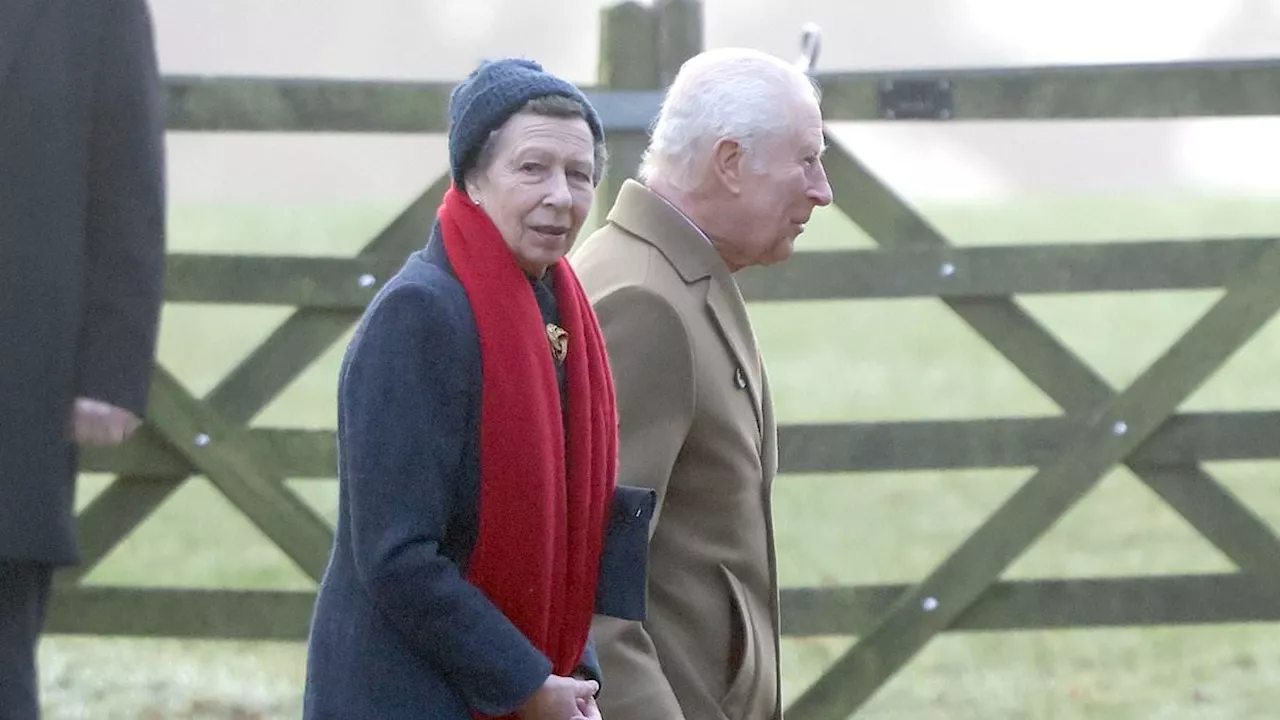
[809,161,833,206]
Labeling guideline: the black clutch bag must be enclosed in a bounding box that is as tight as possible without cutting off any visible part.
[594,484,657,621]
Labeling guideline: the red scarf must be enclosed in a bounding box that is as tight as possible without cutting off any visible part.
[439,185,618,717]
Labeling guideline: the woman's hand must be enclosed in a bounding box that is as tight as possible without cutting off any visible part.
[577,692,602,720]
[519,675,599,720]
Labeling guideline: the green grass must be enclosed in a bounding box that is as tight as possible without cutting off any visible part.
[40,193,1280,719]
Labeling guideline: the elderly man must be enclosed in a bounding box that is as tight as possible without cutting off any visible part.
[0,1,166,716]
[572,47,833,720]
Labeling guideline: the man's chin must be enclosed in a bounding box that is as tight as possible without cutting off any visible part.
[761,239,797,266]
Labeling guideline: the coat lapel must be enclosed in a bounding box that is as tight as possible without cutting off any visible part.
[705,277,764,433]
[760,363,777,486]
[0,0,49,93]
[605,180,765,433]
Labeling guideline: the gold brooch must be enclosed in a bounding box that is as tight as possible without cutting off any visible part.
[546,323,569,363]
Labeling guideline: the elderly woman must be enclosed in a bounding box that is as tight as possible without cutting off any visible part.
[303,59,630,720]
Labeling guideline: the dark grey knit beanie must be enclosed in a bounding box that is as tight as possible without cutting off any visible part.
[447,57,605,186]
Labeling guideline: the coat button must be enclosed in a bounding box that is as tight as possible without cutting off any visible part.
[734,367,747,389]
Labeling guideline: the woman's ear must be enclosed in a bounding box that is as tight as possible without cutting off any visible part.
[462,177,482,206]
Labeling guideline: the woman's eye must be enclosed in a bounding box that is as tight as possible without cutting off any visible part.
[521,162,543,173]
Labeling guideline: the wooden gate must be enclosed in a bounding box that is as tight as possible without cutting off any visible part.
[45,2,1280,717]
[743,58,1280,718]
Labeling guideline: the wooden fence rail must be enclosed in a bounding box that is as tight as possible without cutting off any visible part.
[162,236,1276,308]
[163,56,1280,135]
[77,409,1280,479]
[44,1,1280,717]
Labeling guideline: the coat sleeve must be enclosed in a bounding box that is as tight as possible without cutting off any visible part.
[339,281,552,717]
[589,284,695,720]
[574,632,603,689]
[76,0,167,416]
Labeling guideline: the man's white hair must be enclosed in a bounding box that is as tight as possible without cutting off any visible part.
[639,47,821,192]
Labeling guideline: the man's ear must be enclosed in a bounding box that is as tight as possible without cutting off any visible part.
[710,138,746,195]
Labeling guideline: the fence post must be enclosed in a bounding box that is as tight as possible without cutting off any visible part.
[596,0,703,217]
[655,0,703,85]
[597,2,658,217]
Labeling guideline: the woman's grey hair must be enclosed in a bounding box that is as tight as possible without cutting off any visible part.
[639,48,821,192]
[470,95,609,185]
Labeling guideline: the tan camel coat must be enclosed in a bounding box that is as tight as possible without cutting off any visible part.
[572,180,782,720]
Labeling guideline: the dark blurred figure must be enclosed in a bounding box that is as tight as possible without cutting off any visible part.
[0,0,167,716]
